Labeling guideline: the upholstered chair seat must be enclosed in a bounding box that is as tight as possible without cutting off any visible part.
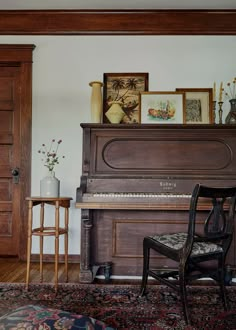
[150,233,223,256]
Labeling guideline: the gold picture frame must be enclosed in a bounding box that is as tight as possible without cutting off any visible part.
[103,72,149,124]
[140,91,185,124]
[176,88,213,124]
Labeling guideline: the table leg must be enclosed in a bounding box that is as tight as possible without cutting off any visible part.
[64,207,69,282]
[39,202,44,282]
[26,201,33,290]
[55,201,60,290]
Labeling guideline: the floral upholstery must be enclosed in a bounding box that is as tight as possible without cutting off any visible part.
[150,232,223,256]
[0,305,115,330]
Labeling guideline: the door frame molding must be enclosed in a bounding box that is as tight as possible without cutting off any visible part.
[0,10,236,35]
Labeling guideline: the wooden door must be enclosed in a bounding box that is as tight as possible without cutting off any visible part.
[0,45,35,259]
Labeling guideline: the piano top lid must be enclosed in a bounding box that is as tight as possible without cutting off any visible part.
[80,123,236,130]
[81,124,236,178]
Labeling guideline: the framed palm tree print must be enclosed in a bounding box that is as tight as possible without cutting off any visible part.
[103,72,149,124]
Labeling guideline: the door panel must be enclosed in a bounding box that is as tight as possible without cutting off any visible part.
[0,45,35,259]
[0,67,21,255]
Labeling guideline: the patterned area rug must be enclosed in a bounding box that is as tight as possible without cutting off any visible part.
[0,283,236,329]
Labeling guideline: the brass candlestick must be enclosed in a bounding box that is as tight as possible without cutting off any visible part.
[218,101,224,124]
[212,101,216,124]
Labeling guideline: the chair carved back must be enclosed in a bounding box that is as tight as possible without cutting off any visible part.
[189,184,236,256]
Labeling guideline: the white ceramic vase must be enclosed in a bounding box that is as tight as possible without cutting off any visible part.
[89,81,103,123]
[40,171,60,197]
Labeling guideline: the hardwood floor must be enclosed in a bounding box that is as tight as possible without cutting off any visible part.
[1,258,234,286]
[0,259,141,285]
[0,258,142,286]
[0,258,81,284]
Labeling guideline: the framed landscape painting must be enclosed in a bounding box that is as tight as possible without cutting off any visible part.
[103,72,149,124]
[176,88,213,124]
[140,91,185,124]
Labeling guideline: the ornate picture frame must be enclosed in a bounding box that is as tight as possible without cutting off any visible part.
[103,72,149,124]
[176,88,213,124]
[140,91,185,124]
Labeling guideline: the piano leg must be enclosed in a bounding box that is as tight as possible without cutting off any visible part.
[79,209,113,283]
[79,209,93,283]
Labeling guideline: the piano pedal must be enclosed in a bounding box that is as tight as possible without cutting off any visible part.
[92,262,112,282]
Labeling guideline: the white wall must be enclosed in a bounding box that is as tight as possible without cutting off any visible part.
[0,35,235,255]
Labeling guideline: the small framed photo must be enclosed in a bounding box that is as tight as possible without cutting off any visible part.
[176,88,213,124]
[140,91,185,124]
[103,72,149,124]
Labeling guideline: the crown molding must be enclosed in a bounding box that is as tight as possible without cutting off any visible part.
[0,9,236,35]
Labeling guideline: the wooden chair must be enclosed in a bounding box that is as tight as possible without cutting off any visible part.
[140,184,236,324]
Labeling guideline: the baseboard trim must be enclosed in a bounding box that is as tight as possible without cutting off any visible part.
[96,275,236,284]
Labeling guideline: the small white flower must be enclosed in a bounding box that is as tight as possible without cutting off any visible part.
[223,77,236,100]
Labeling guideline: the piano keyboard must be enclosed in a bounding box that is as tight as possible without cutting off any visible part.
[92,192,191,198]
[81,192,192,205]
[77,192,199,210]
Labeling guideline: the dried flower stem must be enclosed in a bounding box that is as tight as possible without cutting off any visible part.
[224,77,236,100]
[233,78,236,99]
[38,139,64,172]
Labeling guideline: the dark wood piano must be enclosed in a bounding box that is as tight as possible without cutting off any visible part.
[76,123,236,283]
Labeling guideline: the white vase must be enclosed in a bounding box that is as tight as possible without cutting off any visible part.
[89,81,103,123]
[40,171,60,197]
[105,101,125,123]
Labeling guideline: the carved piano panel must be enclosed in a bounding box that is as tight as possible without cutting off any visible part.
[76,124,236,283]
[95,137,231,174]
[91,209,190,275]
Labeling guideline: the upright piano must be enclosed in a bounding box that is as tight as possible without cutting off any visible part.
[76,124,236,283]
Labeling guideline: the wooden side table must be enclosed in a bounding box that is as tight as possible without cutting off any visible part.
[26,197,72,290]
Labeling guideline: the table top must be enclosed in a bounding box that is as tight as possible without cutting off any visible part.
[26,197,73,201]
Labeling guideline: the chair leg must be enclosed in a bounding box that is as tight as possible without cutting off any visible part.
[179,264,190,325]
[140,241,150,296]
[219,257,229,311]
